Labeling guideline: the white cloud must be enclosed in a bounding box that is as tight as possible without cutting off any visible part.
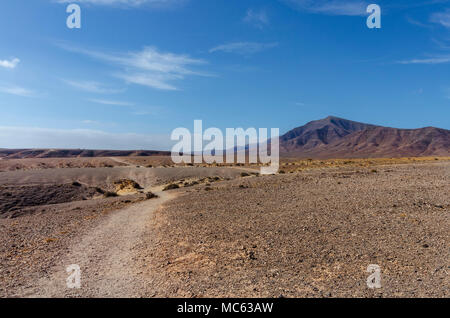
[132,111,153,115]
[0,85,36,97]
[209,42,278,55]
[58,44,207,90]
[430,9,450,28]
[88,98,134,106]
[0,126,173,150]
[117,73,178,90]
[81,120,101,124]
[0,58,20,69]
[243,9,269,29]
[281,0,367,16]
[398,56,450,64]
[62,79,124,94]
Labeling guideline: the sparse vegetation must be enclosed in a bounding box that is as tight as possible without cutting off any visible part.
[163,183,180,191]
[145,192,158,199]
[103,191,118,198]
[95,187,105,194]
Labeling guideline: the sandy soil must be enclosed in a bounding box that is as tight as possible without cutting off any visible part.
[143,162,449,298]
[0,159,448,298]
[0,164,248,297]
[29,187,177,298]
[0,193,149,297]
[0,157,127,172]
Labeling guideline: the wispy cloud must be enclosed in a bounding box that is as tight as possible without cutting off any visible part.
[0,126,173,150]
[132,110,156,115]
[209,42,278,55]
[81,120,101,124]
[398,56,450,64]
[62,79,124,94]
[0,85,36,97]
[243,9,269,29]
[88,98,134,106]
[117,73,179,90]
[0,58,20,69]
[281,0,367,16]
[405,15,432,28]
[58,43,208,90]
[55,0,186,8]
[430,9,450,28]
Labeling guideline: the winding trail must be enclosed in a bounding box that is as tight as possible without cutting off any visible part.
[108,156,133,166]
[31,187,177,297]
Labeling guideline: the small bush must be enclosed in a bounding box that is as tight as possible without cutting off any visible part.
[163,183,180,191]
[95,187,105,194]
[279,170,286,174]
[72,181,82,187]
[145,192,158,199]
[240,172,250,177]
[103,191,118,198]
[204,187,213,191]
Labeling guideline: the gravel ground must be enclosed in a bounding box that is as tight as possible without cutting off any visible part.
[30,189,176,298]
[142,162,449,298]
[1,161,448,298]
[0,166,247,297]
[0,193,149,297]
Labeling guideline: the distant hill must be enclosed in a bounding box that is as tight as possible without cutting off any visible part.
[280,116,450,158]
[1,117,449,159]
[0,149,170,159]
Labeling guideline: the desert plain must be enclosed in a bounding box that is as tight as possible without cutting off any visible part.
[0,155,448,298]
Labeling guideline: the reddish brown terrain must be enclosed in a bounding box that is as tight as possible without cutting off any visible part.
[280,116,450,158]
[2,117,448,162]
[0,156,448,298]
[0,116,449,298]
[0,149,169,159]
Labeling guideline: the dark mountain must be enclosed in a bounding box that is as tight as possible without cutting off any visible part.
[280,116,450,158]
[0,149,170,159]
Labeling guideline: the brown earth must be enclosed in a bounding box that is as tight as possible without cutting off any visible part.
[280,116,450,158]
[144,161,449,298]
[0,149,169,159]
[0,159,448,298]
[0,183,103,218]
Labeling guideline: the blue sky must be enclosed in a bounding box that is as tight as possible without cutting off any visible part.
[0,0,449,150]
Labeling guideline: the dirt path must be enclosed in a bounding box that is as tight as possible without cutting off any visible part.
[30,187,176,298]
[108,157,133,166]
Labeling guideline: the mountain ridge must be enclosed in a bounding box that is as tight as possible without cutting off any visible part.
[1,117,449,159]
[280,116,450,158]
